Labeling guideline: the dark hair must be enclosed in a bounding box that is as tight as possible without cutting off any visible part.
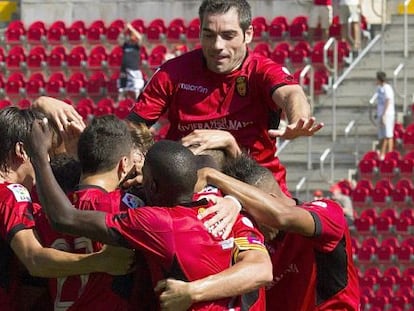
[50,153,81,193]
[145,140,198,205]
[0,107,43,173]
[199,0,252,32]
[78,115,133,174]
[376,71,386,83]
[222,153,275,189]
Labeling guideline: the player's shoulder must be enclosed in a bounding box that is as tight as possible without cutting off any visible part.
[0,183,32,203]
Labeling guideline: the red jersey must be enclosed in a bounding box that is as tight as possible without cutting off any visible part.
[0,182,36,311]
[265,199,360,311]
[34,185,131,311]
[105,199,267,311]
[130,49,298,195]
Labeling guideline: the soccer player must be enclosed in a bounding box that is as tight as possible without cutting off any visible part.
[0,107,134,311]
[193,154,360,310]
[124,0,323,196]
[26,121,273,310]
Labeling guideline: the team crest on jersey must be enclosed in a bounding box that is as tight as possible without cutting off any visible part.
[122,193,144,209]
[7,184,31,202]
[235,76,248,97]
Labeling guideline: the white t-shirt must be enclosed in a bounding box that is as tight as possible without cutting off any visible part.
[376,83,395,116]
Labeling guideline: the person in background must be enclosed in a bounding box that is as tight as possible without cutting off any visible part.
[313,189,324,200]
[329,184,355,227]
[375,71,395,160]
[308,0,333,41]
[118,22,146,100]
[338,0,362,54]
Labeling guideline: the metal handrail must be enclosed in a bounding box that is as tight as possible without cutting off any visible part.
[275,139,290,156]
[371,0,387,70]
[295,176,308,200]
[344,120,359,166]
[404,0,410,58]
[320,148,334,183]
[393,63,408,114]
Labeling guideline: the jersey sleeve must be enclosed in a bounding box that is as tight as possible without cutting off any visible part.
[105,207,175,263]
[301,199,346,252]
[0,184,36,243]
[231,214,267,262]
[129,66,174,123]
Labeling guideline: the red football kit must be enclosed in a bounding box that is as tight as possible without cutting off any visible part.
[105,198,267,311]
[129,49,298,195]
[0,183,36,311]
[34,185,135,311]
[265,199,360,311]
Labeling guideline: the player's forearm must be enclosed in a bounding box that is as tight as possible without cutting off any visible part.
[188,250,272,303]
[274,85,311,124]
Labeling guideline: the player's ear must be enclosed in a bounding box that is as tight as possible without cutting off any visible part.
[244,25,253,44]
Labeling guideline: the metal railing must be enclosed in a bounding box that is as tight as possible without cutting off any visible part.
[371,0,387,70]
[320,148,334,183]
[295,176,308,200]
[393,63,408,114]
[404,0,410,58]
[344,120,359,166]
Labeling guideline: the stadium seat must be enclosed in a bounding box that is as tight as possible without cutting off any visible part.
[106,19,125,45]
[27,20,47,45]
[86,19,107,45]
[371,187,390,209]
[378,158,398,180]
[67,45,87,72]
[45,72,66,97]
[290,40,311,68]
[94,97,114,116]
[26,46,47,72]
[17,98,32,109]
[47,45,67,72]
[355,245,376,267]
[146,18,167,42]
[270,41,290,65]
[66,72,87,98]
[334,179,353,196]
[328,15,342,39]
[67,20,87,45]
[353,216,374,238]
[377,275,397,291]
[85,70,107,97]
[5,45,26,72]
[357,159,378,180]
[87,45,108,70]
[253,42,271,58]
[107,71,120,97]
[148,44,167,69]
[268,16,289,41]
[0,99,12,109]
[252,16,268,41]
[4,20,26,45]
[383,266,402,283]
[350,186,371,209]
[5,72,25,100]
[398,158,414,179]
[76,97,95,120]
[107,45,123,73]
[185,18,200,42]
[369,295,389,311]
[26,72,46,98]
[402,127,414,152]
[289,16,308,41]
[310,40,326,69]
[166,18,186,42]
[395,244,414,265]
[313,69,330,94]
[47,20,67,45]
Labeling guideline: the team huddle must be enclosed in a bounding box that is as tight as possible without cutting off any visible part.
[0,0,360,310]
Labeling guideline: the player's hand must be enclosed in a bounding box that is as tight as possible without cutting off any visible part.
[25,118,53,160]
[59,118,85,158]
[32,96,85,132]
[98,245,136,275]
[268,117,324,140]
[155,279,192,311]
[181,129,241,158]
[197,195,241,240]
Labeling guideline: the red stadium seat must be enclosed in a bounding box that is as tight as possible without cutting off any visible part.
[107,45,123,72]
[87,45,108,70]
[66,72,87,98]
[0,99,12,109]
[268,16,289,41]
[45,72,66,97]
[67,20,86,45]
[106,19,125,45]
[86,19,107,44]
[350,186,371,209]
[148,44,167,69]
[94,97,114,116]
[402,127,414,152]
[67,46,87,72]
[313,69,330,94]
[185,18,200,42]
[353,216,374,238]
[270,41,291,65]
[289,16,308,41]
[27,21,47,45]
[253,42,271,58]
[378,158,398,180]
[5,45,26,72]
[86,71,107,97]
[4,20,26,45]
[146,18,167,42]
[252,16,268,41]
[328,15,342,39]
[47,45,67,72]
[76,97,95,120]
[26,46,47,72]
[290,40,311,67]
[166,18,186,42]
[130,18,146,34]
[398,158,414,179]
[26,72,46,98]
[383,266,402,283]
[17,98,32,109]
[5,72,26,99]
[47,20,67,45]
[107,71,120,97]
[371,187,390,209]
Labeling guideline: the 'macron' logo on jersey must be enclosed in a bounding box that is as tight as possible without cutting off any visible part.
[178,118,254,132]
[178,83,209,94]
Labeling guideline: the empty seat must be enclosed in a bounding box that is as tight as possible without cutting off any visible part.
[45,72,66,97]
[47,45,67,72]
[85,71,107,97]
[328,15,342,39]
[166,18,186,42]
[268,16,289,41]
[252,16,268,41]
[26,72,46,98]
[106,19,125,45]
[76,97,95,121]
[67,20,87,45]
[185,18,200,42]
[4,20,26,45]
[94,97,114,116]
[87,45,108,70]
[27,20,47,45]
[146,18,167,42]
[130,18,146,34]
[253,42,271,58]
[66,72,87,98]
[26,46,47,72]
[86,19,107,44]
[5,45,26,72]
[148,44,167,69]
[47,20,67,45]
[67,46,87,72]
[270,41,290,65]
[289,16,308,41]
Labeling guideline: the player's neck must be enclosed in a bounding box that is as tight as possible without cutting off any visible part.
[80,171,119,192]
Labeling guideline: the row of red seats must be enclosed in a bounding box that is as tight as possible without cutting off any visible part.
[0,71,121,100]
[0,43,185,74]
[2,18,200,47]
[252,39,351,68]
[360,285,413,311]
[357,149,414,183]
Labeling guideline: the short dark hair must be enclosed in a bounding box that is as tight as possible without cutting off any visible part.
[51,153,81,193]
[0,107,43,173]
[144,140,198,205]
[376,71,386,83]
[78,115,133,174]
[199,0,252,32]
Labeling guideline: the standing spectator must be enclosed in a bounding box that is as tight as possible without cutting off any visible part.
[118,23,145,100]
[126,0,324,196]
[330,184,355,227]
[308,0,333,41]
[338,0,362,54]
[376,71,395,160]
